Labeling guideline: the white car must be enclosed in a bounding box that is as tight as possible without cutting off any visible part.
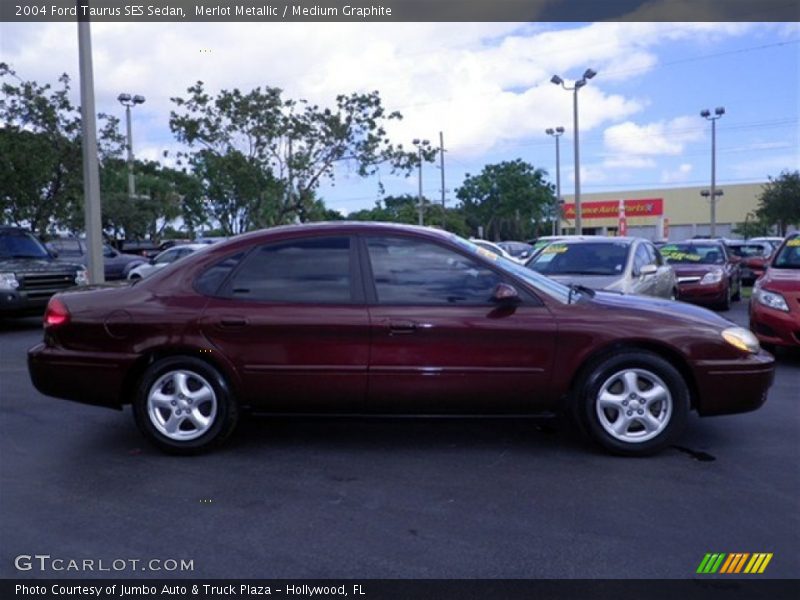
[468,239,523,263]
[127,244,208,280]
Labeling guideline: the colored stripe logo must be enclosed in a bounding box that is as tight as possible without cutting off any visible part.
[697,553,773,574]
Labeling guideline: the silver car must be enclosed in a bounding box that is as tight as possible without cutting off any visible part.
[526,237,677,299]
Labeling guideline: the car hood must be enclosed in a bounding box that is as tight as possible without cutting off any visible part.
[587,290,733,328]
[548,274,623,291]
[0,257,83,273]
[759,267,800,293]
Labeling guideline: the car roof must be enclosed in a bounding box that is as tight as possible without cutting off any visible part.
[231,221,455,243]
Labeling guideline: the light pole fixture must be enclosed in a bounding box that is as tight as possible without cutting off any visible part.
[412,138,431,226]
[700,106,725,237]
[545,127,565,235]
[117,93,146,201]
[551,68,596,234]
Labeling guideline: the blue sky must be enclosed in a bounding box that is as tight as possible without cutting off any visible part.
[2,21,798,215]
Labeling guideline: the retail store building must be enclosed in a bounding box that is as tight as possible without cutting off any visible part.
[559,182,767,240]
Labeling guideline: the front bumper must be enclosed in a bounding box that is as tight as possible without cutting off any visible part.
[677,281,727,306]
[0,290,50,316]
[692,350,775,416]
[749,302,800,348]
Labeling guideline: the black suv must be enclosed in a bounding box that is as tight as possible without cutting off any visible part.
[0,227,88,317]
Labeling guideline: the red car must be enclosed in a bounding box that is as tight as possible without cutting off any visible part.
[28,223,774,456]
[749,233,800,349]
[726,240,774,285]
[661,240,741,310]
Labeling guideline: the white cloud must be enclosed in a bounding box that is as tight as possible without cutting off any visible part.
[661,163,693,184]
[603,116,704,158]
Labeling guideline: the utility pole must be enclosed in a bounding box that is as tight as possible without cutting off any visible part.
[412,138,430,226]
[546,127,564,235]
[439,131,446,229]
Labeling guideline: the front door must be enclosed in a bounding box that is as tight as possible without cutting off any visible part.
[361,235,557,413]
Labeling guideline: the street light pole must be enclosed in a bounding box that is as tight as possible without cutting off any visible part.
[117,93,145,200]
[545,127,564,235]
[412,138,430,226]
[77,9,104,284]
[551,68,596,235]
[701,107,725,237]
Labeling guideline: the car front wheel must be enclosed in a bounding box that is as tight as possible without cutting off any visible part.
[576,351,690,456]
[133,357,238,454]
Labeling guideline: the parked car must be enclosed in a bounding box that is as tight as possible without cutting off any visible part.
[749,233,800,349]
[47,238,147,280]
[527,235,591,259]
[497,241,535,261]
[28,223,774,456]
[525,237,677,299]
[127,243,208,280]
[661,240,741,310]
[0,226,88,317]
[725,240,774,285]
[469,239,520,262]
[749,237,786,253]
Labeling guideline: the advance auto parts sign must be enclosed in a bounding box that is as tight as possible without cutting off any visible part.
[563,198,664,220]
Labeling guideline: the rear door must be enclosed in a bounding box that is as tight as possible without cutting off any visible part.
[199,236,370,412]
[361,235,557,413]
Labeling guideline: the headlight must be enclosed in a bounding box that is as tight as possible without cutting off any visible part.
[0,272,20,290]
[755,288,789,312]
[700,270,723,285]
[722,326,760,354]
[75,268,89,286]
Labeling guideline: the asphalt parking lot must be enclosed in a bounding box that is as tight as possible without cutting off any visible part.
[1,299,798,580]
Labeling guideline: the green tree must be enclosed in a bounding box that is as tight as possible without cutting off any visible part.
[169,82,430,234]
[756,170,800,236]
[455,160,554,240]
[348,194,469,236]
[1,64,125,237]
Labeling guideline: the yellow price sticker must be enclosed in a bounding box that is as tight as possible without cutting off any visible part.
[476,247,498,261]
[786,238,800,247]
[542,244,568,254]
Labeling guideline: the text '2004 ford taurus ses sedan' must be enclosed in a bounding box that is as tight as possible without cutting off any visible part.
[28,223,774,456]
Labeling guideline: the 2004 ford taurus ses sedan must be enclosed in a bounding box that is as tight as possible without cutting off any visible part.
[28,223,775,456]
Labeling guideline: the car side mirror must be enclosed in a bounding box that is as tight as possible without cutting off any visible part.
[492,283,520,303]
[149,257,157,265]
[49,249,59,258]
[640,264,658,277]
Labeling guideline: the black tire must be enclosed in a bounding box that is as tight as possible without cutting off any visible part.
[732,279,741,302]
[573,351,690,456]
[717,283,732,311]
[133,356,239,454]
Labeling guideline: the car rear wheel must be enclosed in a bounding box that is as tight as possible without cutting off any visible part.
[133,357,238,454]
[576,351,690,456]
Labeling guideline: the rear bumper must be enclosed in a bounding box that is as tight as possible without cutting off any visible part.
[27,342,137,409]
[692,351,775,416]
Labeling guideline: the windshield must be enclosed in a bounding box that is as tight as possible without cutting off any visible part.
[527,241,631,276]
[0,231,51,259]
[451,236,572,303]
[661,243,725,265]
[772,237,800,269]
[728,244,769,258]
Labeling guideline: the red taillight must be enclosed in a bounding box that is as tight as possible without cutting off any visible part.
[44,297,70,328]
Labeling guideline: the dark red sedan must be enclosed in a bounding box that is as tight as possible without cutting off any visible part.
[661,240,741,310]
[749,233,800,349]
[28,223,774,456]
